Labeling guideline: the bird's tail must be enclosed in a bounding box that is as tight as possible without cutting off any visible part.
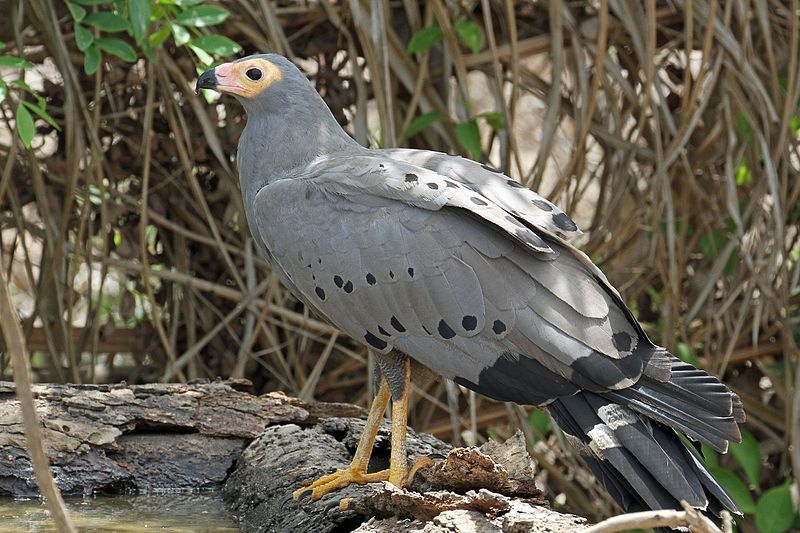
[548,359,743,516]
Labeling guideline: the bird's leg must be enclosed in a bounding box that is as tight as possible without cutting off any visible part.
[388,356,411,485]
[292,378,392,500]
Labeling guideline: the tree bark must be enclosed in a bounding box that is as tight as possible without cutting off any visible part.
[0,381,591,532]
[0,380,362,496]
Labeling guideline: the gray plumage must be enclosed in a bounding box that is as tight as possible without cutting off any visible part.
[214,54,745,517]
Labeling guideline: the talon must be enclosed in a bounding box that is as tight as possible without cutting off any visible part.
[280,493,295,509]
[405,455,436,484]
[294,488,312,501]
[292,468,391,501]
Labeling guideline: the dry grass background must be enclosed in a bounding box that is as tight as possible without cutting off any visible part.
[0,0,798,528]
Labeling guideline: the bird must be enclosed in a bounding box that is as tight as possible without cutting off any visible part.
[196,54,745,518]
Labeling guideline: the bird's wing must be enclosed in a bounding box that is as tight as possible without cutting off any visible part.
[304,153,558,256]
[380,148,582,238]
[254,154,658,401]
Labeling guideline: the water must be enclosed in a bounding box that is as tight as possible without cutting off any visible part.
[0,492,239,532]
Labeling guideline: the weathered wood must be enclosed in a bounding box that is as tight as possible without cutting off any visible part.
[223,420,589,532]
[1,382,591,531]
[0,380,363,496]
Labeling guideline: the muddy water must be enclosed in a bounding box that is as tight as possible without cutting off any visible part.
[0,492,238,532]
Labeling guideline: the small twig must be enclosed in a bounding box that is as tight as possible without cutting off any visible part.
[584,501,723,533]
[0,267,76,532]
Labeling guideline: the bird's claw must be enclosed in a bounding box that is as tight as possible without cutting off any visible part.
[292,468,390,501]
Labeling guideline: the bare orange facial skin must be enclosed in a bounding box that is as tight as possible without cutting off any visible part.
[213,58,282,98]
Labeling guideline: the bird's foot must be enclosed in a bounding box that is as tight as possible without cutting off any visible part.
[293,468,389,501]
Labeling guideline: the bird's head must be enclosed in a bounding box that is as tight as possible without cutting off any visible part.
[196,54,310,113]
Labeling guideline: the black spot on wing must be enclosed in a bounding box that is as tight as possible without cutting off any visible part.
[612,332,632,353]
[333,275,343,288]
[462,315,478,331]
[390,316,406,333]
[364,331,388,350]
[531,199,553,212]
[315,287,326,300]
[427,182,439,190]
[404,173,418,182]
[343,280,353,293]
[552,212,578,232]
[437,320,456,339]
[470,197,488,206]
[444,180,460,188]
[492,320,507,334]
[378,325,391,337]
[481,163,500,173]
[506,179,524,188]
[407,267,415,278]
[366,272,376,285]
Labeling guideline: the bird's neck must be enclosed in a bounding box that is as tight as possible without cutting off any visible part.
[237,100,361,209]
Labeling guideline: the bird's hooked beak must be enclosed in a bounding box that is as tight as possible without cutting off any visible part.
[195,67,218,94]
[195,63,249,96]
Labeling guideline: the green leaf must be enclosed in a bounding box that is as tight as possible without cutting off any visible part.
[83,12,130,32]
[453,19,484,54]
[708,466,756,514]
[0,80,7,103]
[22,101,60,130]
[407,25,443,54]
[84,45,101,74]
[129,0,152,46]
[482,111,505,130]
[456,119,481,157]
[191,35,242,56]
[730,429,761,488]
[735,162,753,186]
[401,111,444,139]
[790,115,799,136]
[189,44,214,66]
[75,24,94,51]
[175,5,230,27]
[95,37,137,62]
[10,79,37,99]
[529,409,551,438]
[148,24,171,48]
[700,443,718,468]
[170,22,190,46]
[756,483,796,533]
[16,103,35,148]
[66,1,87,21]
[675,342,700,367]
[0,55,34,68]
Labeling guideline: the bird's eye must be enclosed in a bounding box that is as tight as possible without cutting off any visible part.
[245,68,262,81]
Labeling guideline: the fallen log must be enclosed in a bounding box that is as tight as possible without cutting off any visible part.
[0,379,363,496]
[0,380,591,531]
[223,419,588,532]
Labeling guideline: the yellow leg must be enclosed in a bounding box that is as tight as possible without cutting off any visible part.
[388,357,411,486]
[293,379,392,500]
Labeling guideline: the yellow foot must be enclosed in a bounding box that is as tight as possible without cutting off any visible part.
[293,468,389,501]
